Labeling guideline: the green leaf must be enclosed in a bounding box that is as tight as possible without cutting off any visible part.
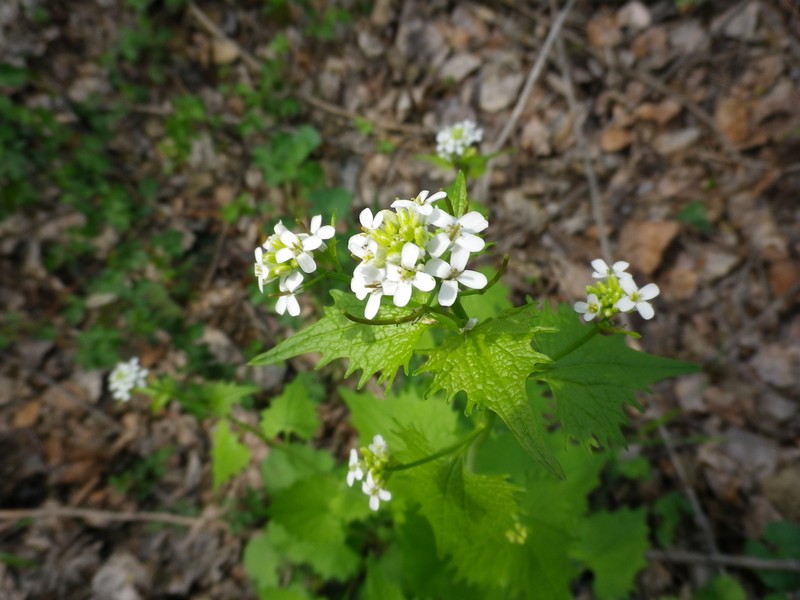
[261,443,334,494]
[534,304,698,447]
[653,491,691,548]
[250,290,429,390]
[694,575,747,600]
[746,520,800,592]
[211,421,251,491]
[260,375,321,440]
[340,384,462,452]
[361,555,407,600]
[243,532,281,592]
[416,305,563,476]
[392,440,524,592]
[447,170,468,217]
[571,508,649,600]
[197,381,259,419]
[308,186,352,217]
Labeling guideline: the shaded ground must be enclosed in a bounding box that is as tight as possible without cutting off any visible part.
[1,0,799,598]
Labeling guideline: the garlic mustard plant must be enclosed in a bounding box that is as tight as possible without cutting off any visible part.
[108,357,148,402]
[436,120,483,161]
[574,258,660,323]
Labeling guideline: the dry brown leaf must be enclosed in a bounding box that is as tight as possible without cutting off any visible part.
[618,220,680,275]
[768,259,800,298]
[586,11,622,49]
[600,126,633,152]
[636,99,681,125]
[715,97,750,145]
[13,399,42,428]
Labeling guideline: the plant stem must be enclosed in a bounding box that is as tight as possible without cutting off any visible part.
[549,324,600,362]
[386,425,488,472]
[450,298,469,323]
[227,415,273,447]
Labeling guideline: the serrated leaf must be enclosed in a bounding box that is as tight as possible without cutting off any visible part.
[447,170,468,217]
[212,421,251,491]
[534,304,698,447]
[746,520,800,592]
[392,439,524,592]
[250,290,428,390]
[416,305,563,476]
[260,376,321,440]
[571,508,649,600]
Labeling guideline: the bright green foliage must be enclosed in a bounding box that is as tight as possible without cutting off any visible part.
[746,520,800,592]
[176,381,258,420]
[571,508,649,600]
[362,555,406,600]
[392,431,523,592]
[447,170,468,217]
[340,384,462,451]
[533,303,698,448]
[260,375,322,440]
[416,305,561,475]
[694,575,747,600]
[212,421,251,491]
[267,475,365,579]
[250,290,428,389]
[243,532,281,592]
[262,443,335,494]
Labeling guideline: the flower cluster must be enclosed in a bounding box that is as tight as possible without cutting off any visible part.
[347,434,392,511]
[108,357,148,402]
[436,120,483,161]
[253,215,334,316]
[574,259,660,322]
[349,190,489,319]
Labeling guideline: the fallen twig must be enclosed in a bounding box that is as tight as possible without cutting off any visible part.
[0,506,221,529]
[648,549,800,573]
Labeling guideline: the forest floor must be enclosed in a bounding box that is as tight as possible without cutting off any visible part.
[1,0,799,598]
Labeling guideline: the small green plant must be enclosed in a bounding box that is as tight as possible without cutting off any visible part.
[109,446,175,502]
[677,201,713,234]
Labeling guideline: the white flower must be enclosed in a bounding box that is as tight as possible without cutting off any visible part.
[368,434,389,459]
[108,358,149,402]
[424,252,487,307]
[351,264,394,320]
[391,190,447,217]
[574,293,602,322]
[426,210,488,258]
[275,230,320,274]
[617,278,660,320]
[362,471,391,511]
[436,120,483,160]
[308,215,335,247]
[385,243,436,307]
[359,207,386,231]
[591,259,631,281]
[346,448,364,487]
[275,271,303,317]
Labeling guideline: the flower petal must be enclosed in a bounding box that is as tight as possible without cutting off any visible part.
[428,208,456,228]
[458,211,488,233]
[316,225,335,240]
[438,280,459,306]
[365,292,382,319]
[455,232,485,253]
[359,208,374,228]
[401,243,421,269]
[275,247,294,264]
[638,283,660,301]
[617,297,635,312]
[412,271,436,292]
[591,258,609,278]
[636,301,655,320]
[457,269,487,289]
[424,258,451,279]
[287,295,301,317]
[310,215,321,232]
[296,252,317,274]
[426,233,451,258]
[620,276,639,295]
[393,282,412,307]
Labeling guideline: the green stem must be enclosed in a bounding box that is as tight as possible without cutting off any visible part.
[459,254,509,296]
[344,307,425,326]
[386,425,488,472]
[466,411,496,470]
[227,415,274,447]
[550,324,600,362]
[450,298,469,323]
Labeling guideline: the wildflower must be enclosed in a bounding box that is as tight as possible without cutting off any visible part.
[275,229,321,274]
[362,471,392,511]
[436,120,483,160]
[108,358,148,402]
[307,215,335,248]
[275,271,303,317]
[424,251,488,307]
[617,278,660,320]
[591,259,631,281]
[368,434,389,460]
[351,264,394,320]
[574,293,602,322]
[385,243,436,307]
[390,189,447,217]
[347,448,364,487]
[426,210,488,259]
